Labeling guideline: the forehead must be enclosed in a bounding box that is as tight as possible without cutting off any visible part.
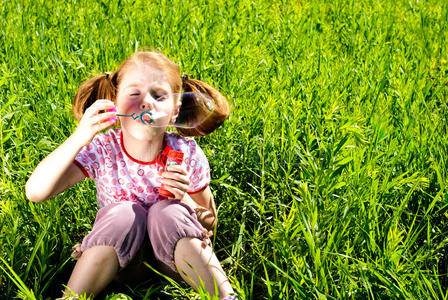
[119,64,171,90]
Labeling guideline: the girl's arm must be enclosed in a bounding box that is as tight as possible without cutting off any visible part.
[25,136,87,202]
[188,187,217,231]
[25,100,116,202]
[161,166,217,230]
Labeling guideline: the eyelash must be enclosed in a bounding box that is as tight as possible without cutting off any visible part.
[128,92,168,101]
[155,95,167,101]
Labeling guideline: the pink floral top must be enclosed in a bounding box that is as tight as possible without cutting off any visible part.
[74,128,210,209]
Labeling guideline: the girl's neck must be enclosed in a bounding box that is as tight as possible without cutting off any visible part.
[121,130,165,163]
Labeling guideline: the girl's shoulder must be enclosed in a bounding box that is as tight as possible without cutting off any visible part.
[164,133,210,174]
[165,132,201,152]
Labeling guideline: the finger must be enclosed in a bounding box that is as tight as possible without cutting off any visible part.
[71,251,82,259]
[91,102,116,116]
[161,177,189,191]
[201,235,212,248]
[84,100,115,117]
[161,184,188,201]
[93,119,116,133]
[162,184,185,200]
[165,165,188,175]
[71,244,83,258]
[91,111,117,124]
[202,229,213,238]
[161,175,189,187]
[92,99,115,107]
[162,171,190,185]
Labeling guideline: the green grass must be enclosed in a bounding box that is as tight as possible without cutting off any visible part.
[1,0,448,298]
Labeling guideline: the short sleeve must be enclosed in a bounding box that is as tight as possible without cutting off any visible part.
[74,137,101,179]
[186,141,211,194]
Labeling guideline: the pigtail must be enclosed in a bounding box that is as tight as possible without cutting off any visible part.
[177,76,230,136]
[72,72,118,120]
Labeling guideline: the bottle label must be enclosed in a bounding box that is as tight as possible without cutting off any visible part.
[159,150,184,198]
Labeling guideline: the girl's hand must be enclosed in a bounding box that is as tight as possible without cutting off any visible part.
[72,99,116,147]
[201,229,213,248]
[161,165,190,200]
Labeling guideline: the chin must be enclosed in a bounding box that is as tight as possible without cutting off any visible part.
[124,125,165,141]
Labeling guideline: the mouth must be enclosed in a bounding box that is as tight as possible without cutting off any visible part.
[140,111,153,124]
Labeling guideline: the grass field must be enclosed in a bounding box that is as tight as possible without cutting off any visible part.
[1,0,448,298]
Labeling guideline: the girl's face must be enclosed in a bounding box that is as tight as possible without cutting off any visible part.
[116,64,180,141]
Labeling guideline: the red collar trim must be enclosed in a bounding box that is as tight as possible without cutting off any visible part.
[120,130,172,165]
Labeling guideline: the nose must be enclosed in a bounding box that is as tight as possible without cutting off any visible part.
[140,93,155,111]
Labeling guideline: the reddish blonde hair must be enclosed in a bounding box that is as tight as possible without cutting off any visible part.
[72,51,230,136]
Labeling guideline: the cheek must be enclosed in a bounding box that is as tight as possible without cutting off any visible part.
[116,94,125,109]
[117,97,136,112]
[156,101,174,113]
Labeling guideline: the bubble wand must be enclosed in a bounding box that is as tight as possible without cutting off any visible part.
[115,111,166,125]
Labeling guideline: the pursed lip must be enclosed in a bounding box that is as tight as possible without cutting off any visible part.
[139,111,153,125]
[115,110,168,125]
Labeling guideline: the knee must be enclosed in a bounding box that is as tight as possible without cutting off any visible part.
[175,237,203,258]
[148,200,183,223]
[147,201,204,238]
[81,202,148,268]
[102,201,147,232]
[147,201,205,272]
[80,245,119,267]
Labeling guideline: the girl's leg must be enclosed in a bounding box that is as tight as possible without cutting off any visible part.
[64,201,147,297]
[147,200,235,299]
[64,246,119,297]
[175,237,234,298]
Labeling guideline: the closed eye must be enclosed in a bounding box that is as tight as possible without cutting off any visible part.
[126,88,141,97]
[155,95,168,101]
[151,92,168,101]
[150,87,170,101]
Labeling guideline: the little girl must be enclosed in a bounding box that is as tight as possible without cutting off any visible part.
[25,51,236,299]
